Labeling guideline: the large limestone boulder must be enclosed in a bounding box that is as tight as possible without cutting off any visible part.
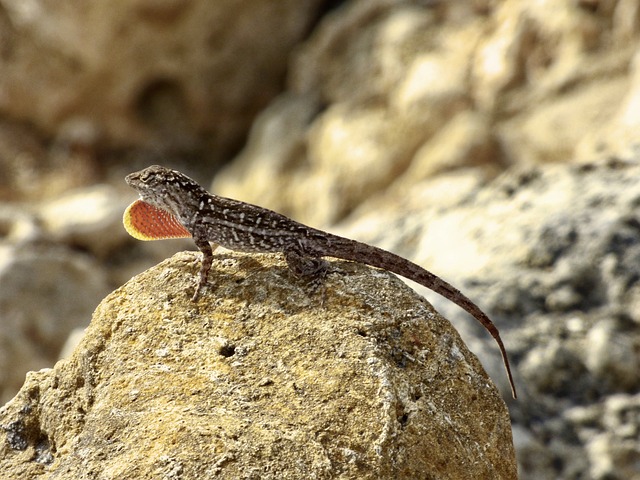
[0,251,516,479]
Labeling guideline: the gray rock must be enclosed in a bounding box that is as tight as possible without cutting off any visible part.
[0,244,110,404]
[341,160,640,479]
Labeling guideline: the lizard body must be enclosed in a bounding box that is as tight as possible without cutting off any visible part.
[124,165,516,398]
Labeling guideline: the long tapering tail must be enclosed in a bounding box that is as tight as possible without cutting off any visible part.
[316,232,517,399]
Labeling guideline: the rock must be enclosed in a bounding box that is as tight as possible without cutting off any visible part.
[0,251,516,479]
[396,111,505,183]
[0,118,102,202]
[0,0,324,156]
[304,102,425,223]
[211,94,321,220]
[584,318,639,391]
[216,0,637,225]
[473,0,633,164]
[0,204,40,244]
[338,160,640,478]
[565,394,640,480]
[0,244,110,405]
[39,184,133,257]
[576,48,640,162]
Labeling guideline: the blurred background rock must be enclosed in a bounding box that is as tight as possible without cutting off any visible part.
[0,1,639,478]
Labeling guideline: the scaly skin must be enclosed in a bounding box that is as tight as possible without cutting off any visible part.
[124,165,517,398]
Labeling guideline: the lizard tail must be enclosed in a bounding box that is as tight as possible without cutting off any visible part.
[317,233,517,399]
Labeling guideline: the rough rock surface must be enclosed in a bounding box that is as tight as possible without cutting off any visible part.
[342,160,640,479]
[0,251,516,479]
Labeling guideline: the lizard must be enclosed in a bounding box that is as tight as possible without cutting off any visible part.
[124,165,517,398]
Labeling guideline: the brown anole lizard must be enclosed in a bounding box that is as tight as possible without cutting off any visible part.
[124,165,517,398]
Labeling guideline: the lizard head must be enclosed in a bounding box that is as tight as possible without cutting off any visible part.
[125,165,204,216]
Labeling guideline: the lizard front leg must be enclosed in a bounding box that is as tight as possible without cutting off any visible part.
[192,237,218,301]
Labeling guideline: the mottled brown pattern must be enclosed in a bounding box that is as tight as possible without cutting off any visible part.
[125,165,516,398]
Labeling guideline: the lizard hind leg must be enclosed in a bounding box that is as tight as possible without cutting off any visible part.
[284,248,330,298]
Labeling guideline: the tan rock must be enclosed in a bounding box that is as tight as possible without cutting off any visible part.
[39,184,133,257]
[0,0,323,155]
[0,251,516,479]
[575,49,640,162]
[216,0,638,226]
[397,111,504,183]
[211,94,320,220]
[304,103,425,223]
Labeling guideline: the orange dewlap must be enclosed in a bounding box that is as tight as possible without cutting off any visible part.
[123,199,191,241]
